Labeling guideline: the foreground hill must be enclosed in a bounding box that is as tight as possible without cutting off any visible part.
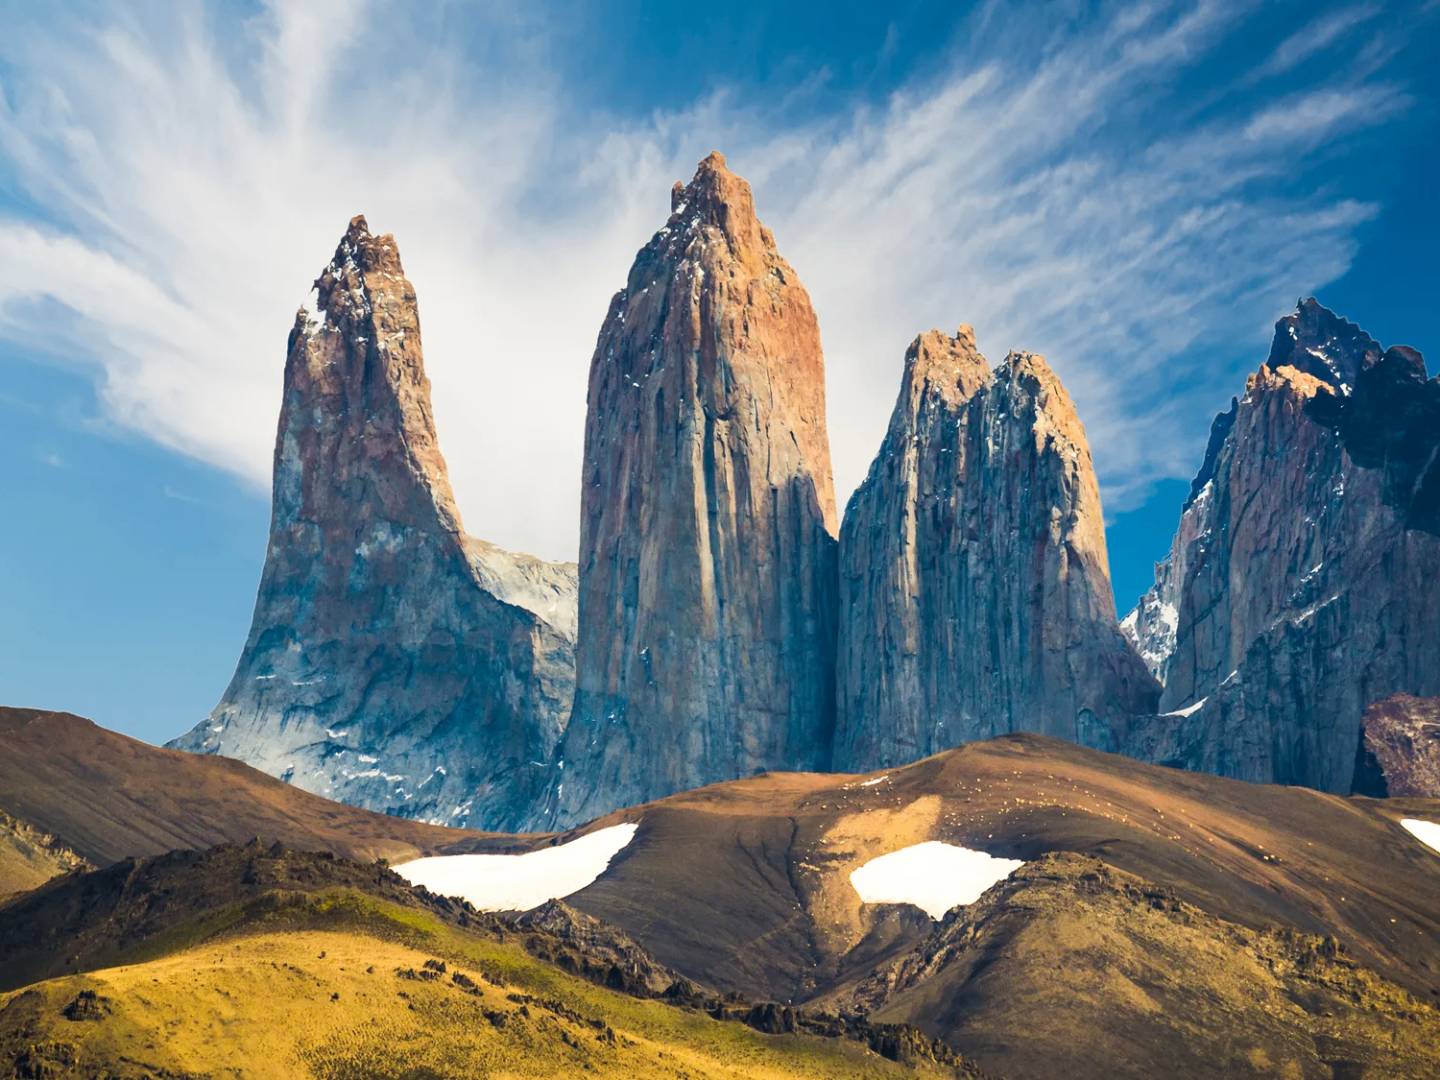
[0,707,498,871]
[822,852,1439,1080]
[553,733,1440,1005]
[0,844,971,1078]
[4,706,1439,1077]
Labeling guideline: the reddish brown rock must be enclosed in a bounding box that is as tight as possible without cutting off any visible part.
[550,153,839,825]
[1359,694,1440,798]
[834,330,1158,769]
[171,217,576,830]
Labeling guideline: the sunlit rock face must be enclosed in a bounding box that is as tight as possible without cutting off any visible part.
[834,329,1158,771]
[1357,694,1440,798]
[169,217,576,830]
[1122,300,1440,793]
[549,153,840,827]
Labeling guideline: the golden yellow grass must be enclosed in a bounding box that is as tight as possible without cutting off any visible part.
[0,895,943,1079]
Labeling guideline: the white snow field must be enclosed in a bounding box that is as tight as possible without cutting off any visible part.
[394,822,638,911]
[849,840,1025,919]
[1400,818,1440,855]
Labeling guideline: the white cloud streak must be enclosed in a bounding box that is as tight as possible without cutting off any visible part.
[0,0,1410,559]
[1253,4,1381,79]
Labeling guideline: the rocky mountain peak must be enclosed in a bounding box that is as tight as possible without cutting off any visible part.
[1266,296,1382,395]
[650,150,781,278]
[551,153,839,825]
[901,326,990,407]
[170,216,577,830]
[1121,301,1440,794]
[280,212,460,538]
[835,325,1157,770]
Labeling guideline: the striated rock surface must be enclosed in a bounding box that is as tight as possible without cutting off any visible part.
[170,217,576,830]
[549,153,839,826]
[1358,694,1440,798]
[834,330,1158,770]
[1122,299,1440,792]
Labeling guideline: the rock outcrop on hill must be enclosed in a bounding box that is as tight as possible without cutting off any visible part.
[834,329,1158,770]
[169,217,576,830]
[1358,694,1440,798]
[0,808,90,902]
[549,153,840,825]
[1122,299,1440,792]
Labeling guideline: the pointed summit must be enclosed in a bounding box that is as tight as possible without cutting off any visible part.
[551,154,839,825]
[661,151,775,264]
[277,216,461,536]
[1266,297,1382,394]
[170,218,577,830]
[900,326,990,407]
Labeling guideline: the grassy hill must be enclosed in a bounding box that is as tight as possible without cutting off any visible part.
[0,844,978,1079]
[824,852,1440,1079]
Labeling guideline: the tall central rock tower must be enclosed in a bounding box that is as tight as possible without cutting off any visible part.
[551,153,839,824]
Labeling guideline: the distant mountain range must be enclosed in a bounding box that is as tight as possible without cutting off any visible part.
[164,153,1439,831]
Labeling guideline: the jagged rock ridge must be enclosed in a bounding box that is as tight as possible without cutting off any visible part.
[170,217,576,830]
[548,153,839,827]
[834,328,1158,770]
[1122,299,1440,792]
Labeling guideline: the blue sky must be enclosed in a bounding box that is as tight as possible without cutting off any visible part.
[1,0,1437,744]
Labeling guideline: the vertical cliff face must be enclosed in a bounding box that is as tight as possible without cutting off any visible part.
[1122,300,1440,792]
[834,332,1158,770]
[550,153,839,825]
[169,217,576,830]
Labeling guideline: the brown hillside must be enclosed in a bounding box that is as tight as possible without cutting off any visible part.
[0,708,506,872]
[550,734,1440,1006]
[824,852,1440,1079]
[3,708,1439,1078]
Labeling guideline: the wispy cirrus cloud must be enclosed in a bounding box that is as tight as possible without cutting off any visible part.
[1252,3,1382,79]
[0,0,1420,557]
